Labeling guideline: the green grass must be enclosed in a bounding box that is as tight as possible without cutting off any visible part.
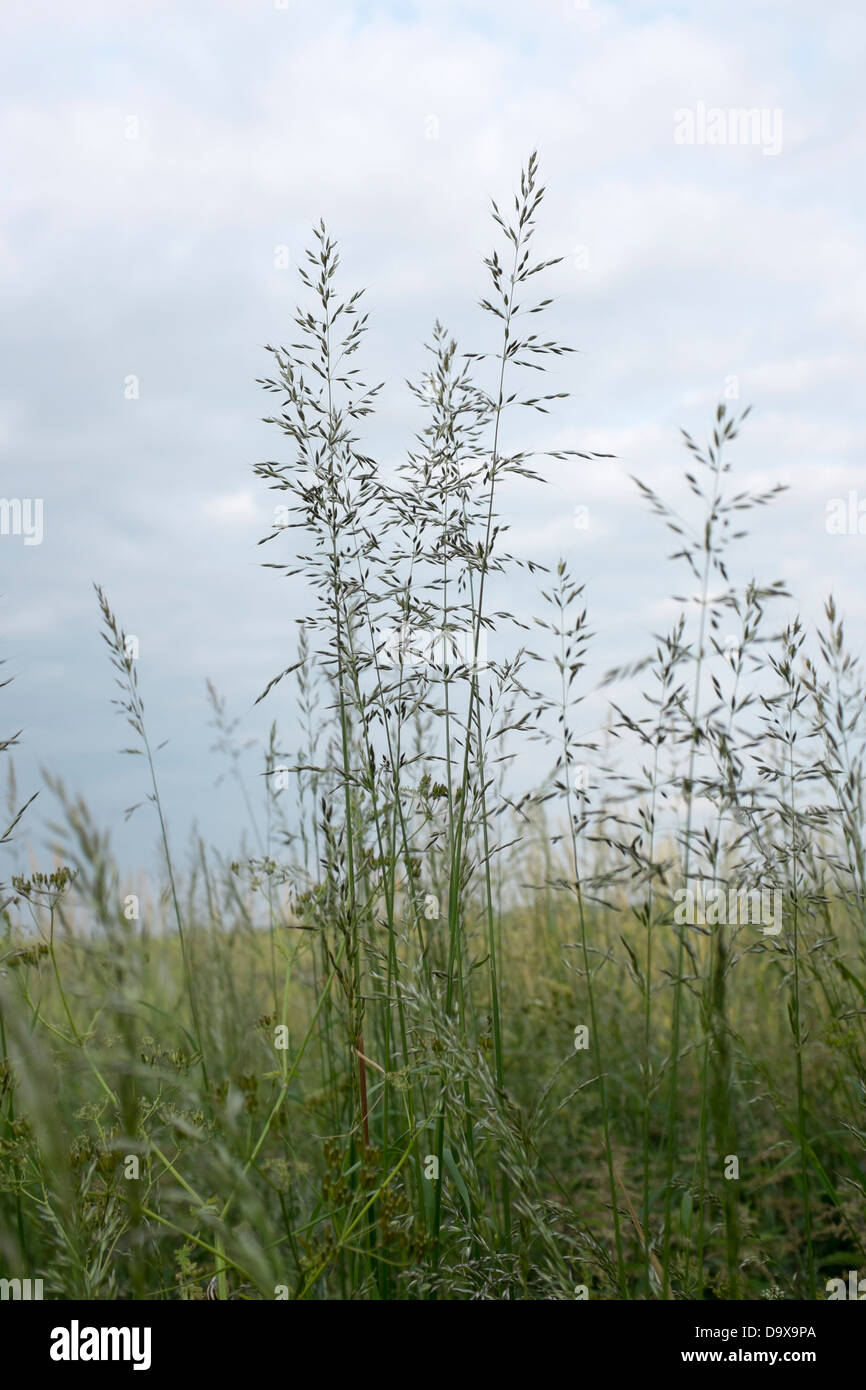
[1,157,865,1300]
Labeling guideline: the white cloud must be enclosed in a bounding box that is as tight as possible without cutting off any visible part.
[1,0,864,863]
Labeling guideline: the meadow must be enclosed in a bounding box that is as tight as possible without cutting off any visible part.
[1,156,864,1301]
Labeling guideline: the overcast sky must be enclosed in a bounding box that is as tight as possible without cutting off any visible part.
[2,0,864,876]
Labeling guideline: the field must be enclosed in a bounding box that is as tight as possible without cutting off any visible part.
[2,158,865,1302]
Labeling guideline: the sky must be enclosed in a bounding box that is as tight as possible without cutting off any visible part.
[1,0,864,878]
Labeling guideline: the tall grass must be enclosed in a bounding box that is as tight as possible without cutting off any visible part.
[1,158,865,1300]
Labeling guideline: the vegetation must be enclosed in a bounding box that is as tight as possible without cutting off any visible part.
[1,157,864,1300]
